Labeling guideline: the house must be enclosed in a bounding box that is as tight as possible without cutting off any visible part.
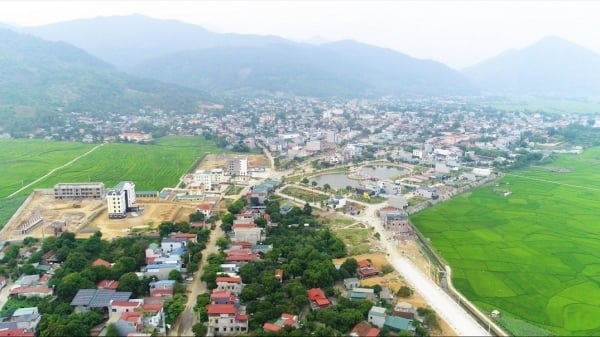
[393,302,416,320]
[160,237,187,254]
[70,289,132,313]
[231,224,264,244]
[97,280,119,290]
[92,258,112,268]
[109,300,143,319]
[118,311,143,332]
[262,322,282,332]
[144,263,181,280]
[275,269,284,283]
[350,288,375,301]
[379,287,395,305]
[368,306,386,328]
[0,307,41,332]
[384,316,415,332]
[343,277,360,290]
[350,321,380,337]
[206,304,248,336]
[225,250,260,263]
[9,286,52,298]
[13,275,39,288]
[307,288,330,309]
[140,303,164,330]
[196,203,214,219]
[262,313,299,332]
[0,329,35,337]
[170,232,198,244]
[357,260,371,269]
[357,268,381,279]
[216,277,244,295]
[210,291,238,306]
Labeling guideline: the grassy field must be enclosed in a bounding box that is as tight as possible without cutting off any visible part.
[411,148,600,336]
[224,185,244,196]
[323,216,373,255]
[280,186,330,203]
[0,136,223,227]
[488,96,600,114]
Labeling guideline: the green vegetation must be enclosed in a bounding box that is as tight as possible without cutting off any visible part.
[224,184,245,195]
[0,136,223,227]
[281,186,329,203]
[489,96,600,114]
[324,218,373,255]
[411,148,600,336]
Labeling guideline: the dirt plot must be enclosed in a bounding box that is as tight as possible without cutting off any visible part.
[195,154,269,170]
[333,253,456,337]
[1,191,202,241]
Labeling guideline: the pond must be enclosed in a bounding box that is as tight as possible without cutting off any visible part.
[359,165,407,179]
[312,166,407,190]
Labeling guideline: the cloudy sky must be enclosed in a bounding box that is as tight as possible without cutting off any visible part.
[0,1,598,69]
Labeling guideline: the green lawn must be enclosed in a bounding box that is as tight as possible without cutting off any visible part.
[411,148,600,336]
[0,136,223,227]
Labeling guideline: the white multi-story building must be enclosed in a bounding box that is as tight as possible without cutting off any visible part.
[227,156,248,177]
[325,130,338,144]
[193,170,212,191]
[106,181,136,219]
[211,168,224,185]
[54,182,105,199]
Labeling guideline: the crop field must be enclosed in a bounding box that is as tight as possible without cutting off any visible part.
[411,148,600,336]
[0,136,223,227]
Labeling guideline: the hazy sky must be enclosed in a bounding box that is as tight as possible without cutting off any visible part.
[1,1,599,69]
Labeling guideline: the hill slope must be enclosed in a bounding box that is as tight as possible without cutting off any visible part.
[24,14,291,70]
[132,40,476,97]
[0,28,209,132]
[463,36,600,96]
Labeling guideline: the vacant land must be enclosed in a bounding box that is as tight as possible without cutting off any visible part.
[195,153,269,170]
[0,136,222,227]
[411,148,600,336]
[281,186,330,203]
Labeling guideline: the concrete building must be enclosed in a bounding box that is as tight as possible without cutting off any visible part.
[368,306,387,328]
[193,170,212,191]
[107,181,136,219]
[54,182,105,199]
[206,304,248,336]
[227,156,248,177]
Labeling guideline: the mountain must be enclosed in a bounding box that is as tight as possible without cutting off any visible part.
[131,40,476,97]
[463,36,600,96]
[23,14,292,70]
[0,28,209,132]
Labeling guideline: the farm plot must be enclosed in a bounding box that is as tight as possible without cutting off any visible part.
[411,148,600,336]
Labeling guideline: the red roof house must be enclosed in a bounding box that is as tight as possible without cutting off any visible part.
[92,258,112,268]
[307,288,330,308]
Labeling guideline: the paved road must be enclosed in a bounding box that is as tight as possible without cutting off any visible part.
[170,224,224,337]
[349,206,490,336]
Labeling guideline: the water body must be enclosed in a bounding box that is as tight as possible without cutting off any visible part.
[313,166,407,190]
[360,166,407,180]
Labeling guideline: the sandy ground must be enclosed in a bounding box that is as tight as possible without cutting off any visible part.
[195,153,269,170]
[334,253,455,337]
[2,191,205,241]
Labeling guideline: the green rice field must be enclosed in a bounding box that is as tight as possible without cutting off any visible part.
[411,147,600,336]
[0,136,223,226]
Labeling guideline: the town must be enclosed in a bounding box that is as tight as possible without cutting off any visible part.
[0,95,596,337]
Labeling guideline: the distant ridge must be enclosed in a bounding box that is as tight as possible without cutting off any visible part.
[463,36,600,96]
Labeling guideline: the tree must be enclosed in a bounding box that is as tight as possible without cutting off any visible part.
[192,322,208,337]
[216,237,229,251]
[397,286,414,298]
[189,212,205,223]
[118,272,141,294]
[323,183,331,192]
[340,258,358,276]
[311,181,318,188]
[105,323,119,337]
[169,269,183,282]
[158,222,175,237]
[164,294,185,324]
[301,177,309,184]
[303,203,313,216]
[56,272,95,301]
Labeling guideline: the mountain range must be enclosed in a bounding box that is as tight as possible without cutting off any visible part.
[0,27,209,133]
[1,14,599,105]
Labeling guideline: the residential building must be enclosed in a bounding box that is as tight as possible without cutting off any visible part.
[350,321,380,337]
[368,306,387,328]
[206,304,248,336]
[193,170,212,191]
[307,288,330,309]
[343,277,360,290]
[54,182,105,200]
[215,277,243,295]
[107,181,136,219]
[227,156,248,177]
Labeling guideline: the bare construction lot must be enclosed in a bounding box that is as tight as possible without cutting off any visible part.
[1,191,203,241]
